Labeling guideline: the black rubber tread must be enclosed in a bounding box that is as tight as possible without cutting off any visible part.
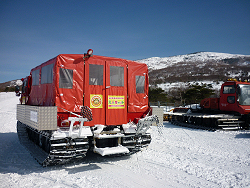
[169,114,245,131]
[17,121,89,166]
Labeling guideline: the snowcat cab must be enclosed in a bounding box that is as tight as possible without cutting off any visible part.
[201,79,250,115]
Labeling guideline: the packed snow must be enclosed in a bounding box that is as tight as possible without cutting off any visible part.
[1,92,250,188]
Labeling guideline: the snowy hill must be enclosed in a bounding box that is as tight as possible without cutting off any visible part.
[0,79,22,91]
[137,52,250,89]
[137,52,250,71]
[1,92,250,187]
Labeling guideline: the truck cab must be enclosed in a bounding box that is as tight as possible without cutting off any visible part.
[219,80,250,115]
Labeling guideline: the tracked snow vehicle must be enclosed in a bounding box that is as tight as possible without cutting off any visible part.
[17,50,159,166]
[166,79,250,130]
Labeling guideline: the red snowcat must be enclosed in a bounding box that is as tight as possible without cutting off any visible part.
[167,79,250,130]
[16,49,159,166]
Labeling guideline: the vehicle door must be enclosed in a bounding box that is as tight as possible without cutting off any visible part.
[84,58,127,126]
[220,83,237,111]
[84,58,106,126]
[105,60,127,125]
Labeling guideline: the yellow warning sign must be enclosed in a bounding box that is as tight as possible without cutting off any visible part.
[108,95,125,109]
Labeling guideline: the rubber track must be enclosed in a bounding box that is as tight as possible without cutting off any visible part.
[17,121,50,166]
[170,121,217,131]
[17,121,151,165]
[17,121,88,166]
[170,119,244,131]
[122,133,152,154]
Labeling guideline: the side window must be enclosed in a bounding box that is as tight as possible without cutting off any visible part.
[223,85,235,94]
[136,75,145,93]
[110,66,124,86]
[89,64,103,85]
[227,96,235,104]
[59,68,73,89]
[32,69,40,86]
[22,80,27,93]
[41,64,54,84]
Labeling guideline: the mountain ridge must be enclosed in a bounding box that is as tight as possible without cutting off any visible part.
[137,52,250,71]
[137,52,250,86]
[0,80,22,92]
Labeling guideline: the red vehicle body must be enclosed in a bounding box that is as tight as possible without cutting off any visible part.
[201,80,250,115]
[17,50,158,166]
[168,80,250,130]
[21,53,150,127]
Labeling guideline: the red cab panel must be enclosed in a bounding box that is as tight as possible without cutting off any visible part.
[26,54,150,127]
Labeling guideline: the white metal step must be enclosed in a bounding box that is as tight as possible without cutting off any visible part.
[93,145,129,156]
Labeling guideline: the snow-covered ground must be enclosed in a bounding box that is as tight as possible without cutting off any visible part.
[1,92,250,188]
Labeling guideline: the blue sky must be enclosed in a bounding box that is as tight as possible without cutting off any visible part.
[0,0,249,83]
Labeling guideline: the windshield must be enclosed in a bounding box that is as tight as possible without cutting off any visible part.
[238,84,250,105]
